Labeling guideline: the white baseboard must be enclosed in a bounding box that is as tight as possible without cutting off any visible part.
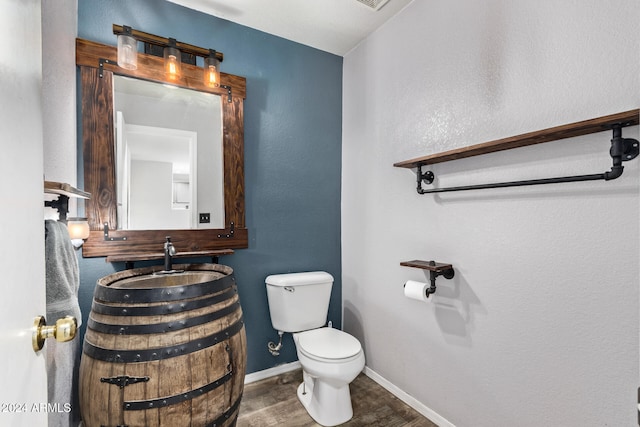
[244,361,302,384]
[363,366,455,427]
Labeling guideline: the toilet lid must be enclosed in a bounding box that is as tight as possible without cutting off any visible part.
[297,328,361,360]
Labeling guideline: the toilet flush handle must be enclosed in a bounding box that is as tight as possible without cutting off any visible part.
[284,286,295,293]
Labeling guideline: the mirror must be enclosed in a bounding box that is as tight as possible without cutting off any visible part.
[113,76,224,230]
[77,38,247,258]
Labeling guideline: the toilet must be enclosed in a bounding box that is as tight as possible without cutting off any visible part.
[265,271,365,427]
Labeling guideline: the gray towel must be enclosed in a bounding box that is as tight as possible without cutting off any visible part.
[44,220,82,427]
[45,220,81,325]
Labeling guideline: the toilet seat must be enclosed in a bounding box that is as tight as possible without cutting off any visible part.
[297,328,361,362]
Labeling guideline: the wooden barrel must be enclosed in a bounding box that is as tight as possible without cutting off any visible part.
[79,263,246,427]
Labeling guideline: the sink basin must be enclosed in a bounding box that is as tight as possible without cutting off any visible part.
[93,263,234,303]
[109,270,223,289]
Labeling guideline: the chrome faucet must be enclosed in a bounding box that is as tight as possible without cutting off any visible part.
[164,236,176,271]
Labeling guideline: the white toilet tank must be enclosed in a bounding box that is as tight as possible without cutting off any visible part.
[265,271,333,333]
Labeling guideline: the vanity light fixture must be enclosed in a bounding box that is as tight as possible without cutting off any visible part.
[67,217,90,249]
[116,25,137,70]
[112,24,225,89]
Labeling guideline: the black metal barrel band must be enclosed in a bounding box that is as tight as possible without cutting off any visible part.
[83,316,244,363]
[93,273,235,303]
[206,395,242,427]
[123,370,233,411]
[90,286,238,316]
[87,301,240,335]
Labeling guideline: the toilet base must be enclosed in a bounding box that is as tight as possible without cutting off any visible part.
[297,375,354,427]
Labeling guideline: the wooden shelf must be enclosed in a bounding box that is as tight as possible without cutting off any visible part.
[400,260,453,272]
[106,249,234,264]
[394,109,639,168]
[44,181,90,199]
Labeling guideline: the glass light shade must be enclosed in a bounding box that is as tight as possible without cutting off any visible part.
[164,46,182,80]
[204,56,221,88]
[117,34,138,70]
[67,217,90,241]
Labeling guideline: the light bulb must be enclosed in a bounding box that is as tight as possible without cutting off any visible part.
[67,218,90,248]
[164,46,182,79]
[204,55,220,88]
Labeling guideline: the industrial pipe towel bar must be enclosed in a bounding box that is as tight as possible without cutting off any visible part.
[414,124,638,194]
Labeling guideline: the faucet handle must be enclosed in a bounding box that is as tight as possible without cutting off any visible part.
[164,236,177,255]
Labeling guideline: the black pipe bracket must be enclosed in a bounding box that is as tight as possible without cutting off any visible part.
[426,262,454,298]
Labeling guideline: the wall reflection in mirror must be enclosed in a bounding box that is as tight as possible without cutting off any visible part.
[113,75,224,230]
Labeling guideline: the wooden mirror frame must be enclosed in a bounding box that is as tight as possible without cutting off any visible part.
[76,38,247,258]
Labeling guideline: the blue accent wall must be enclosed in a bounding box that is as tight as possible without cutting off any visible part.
[77,0,343,374]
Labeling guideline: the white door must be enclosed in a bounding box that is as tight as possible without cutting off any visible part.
[0,1,48,425]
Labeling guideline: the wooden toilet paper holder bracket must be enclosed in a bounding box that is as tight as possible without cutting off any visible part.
[400,260,455,297]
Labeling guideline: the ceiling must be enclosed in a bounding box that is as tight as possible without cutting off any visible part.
[166,0,414,56]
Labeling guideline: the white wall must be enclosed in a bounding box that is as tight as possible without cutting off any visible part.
[42,0,77,185]
[42,0,78,220]
[342,1,639,426]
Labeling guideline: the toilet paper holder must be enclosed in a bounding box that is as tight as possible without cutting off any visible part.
[400,260,455,297]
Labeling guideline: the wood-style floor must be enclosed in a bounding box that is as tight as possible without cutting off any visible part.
[237,369,438,427]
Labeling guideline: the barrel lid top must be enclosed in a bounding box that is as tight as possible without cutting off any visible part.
[265,271,333,287]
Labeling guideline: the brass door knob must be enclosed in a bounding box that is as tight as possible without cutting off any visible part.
[32,315,77,352]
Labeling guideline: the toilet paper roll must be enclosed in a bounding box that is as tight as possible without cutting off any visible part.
[404,280,430,302]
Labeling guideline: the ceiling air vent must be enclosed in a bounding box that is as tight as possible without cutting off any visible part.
[355,0,390,11]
